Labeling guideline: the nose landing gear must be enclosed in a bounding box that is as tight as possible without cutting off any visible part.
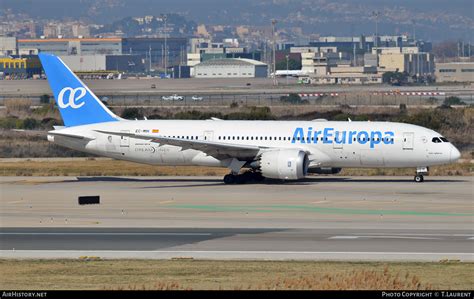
[414,166,428,183]
[414,174,424,183]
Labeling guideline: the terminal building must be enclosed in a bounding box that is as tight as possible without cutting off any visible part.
[194,58,268,78]
[435,62,474,83]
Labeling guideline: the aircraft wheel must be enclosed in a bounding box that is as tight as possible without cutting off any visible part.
[414,174,424,183]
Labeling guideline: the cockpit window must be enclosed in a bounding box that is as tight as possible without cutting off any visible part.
[432,137,442,143]
[440,137,449,142]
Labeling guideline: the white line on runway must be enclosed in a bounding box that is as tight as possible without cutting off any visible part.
[329,235,441,240]
[0,232,212,236]
[353,233,474,237]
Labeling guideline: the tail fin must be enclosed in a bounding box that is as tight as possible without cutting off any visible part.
[38,53,120,127]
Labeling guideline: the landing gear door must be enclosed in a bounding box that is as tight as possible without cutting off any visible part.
[204,130,214,141]
[402,132,414,150]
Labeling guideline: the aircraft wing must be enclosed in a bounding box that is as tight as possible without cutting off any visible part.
[95,130,264,160]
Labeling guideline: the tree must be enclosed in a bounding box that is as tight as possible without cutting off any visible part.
[39,94,50,104]
[382,71,408,85]
[276,59,302,71]
[442,96,466,106]
[121,108,143,119]
[280,93,308,104]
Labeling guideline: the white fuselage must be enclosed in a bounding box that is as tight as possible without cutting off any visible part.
[48,120,460,169]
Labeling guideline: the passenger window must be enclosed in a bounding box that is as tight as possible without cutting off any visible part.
[432,137,442,143]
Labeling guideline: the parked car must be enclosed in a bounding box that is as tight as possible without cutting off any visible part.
[192,95,203,101]
[151,84,156,89]
[162,94,183,101]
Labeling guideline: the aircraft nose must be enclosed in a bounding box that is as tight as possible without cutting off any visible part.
[450,146,461,163]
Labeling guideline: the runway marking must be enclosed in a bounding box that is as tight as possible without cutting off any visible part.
[355,233,474,237]
[158,200,174,205]
[329,235,441,240]
[0,232,212,236]
[168,204,474,217]
[6,200,24,204]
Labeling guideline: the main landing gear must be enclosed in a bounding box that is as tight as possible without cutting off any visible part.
[414,166,428,183]
[223,171,265,184]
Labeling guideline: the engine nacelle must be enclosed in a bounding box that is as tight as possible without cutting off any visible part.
[308,167,342,175]
[259,149,309,180]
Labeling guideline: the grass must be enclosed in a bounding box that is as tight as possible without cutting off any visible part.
[0,259,471,290]
[0,159,229,177]
[0,158,471,177]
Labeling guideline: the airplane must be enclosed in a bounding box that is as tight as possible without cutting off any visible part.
[38,53,461,184]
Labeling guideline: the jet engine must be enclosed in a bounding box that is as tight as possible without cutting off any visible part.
[258,149,309,180]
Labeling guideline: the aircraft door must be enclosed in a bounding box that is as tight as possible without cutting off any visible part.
[402,132,414,150]
[120,130,130,155]
[204,130,214,141]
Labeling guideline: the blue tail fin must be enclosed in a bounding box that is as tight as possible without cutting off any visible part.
[38,53,120,127]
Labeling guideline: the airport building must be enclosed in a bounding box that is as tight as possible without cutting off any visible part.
[122,37,187,67]
[0,36,17,56]
[376,47,434,77]
[435,62,474,83]
[0,56,42,79]
[59,54,145,73]
[194,58,268,78]
[17,38,122,56]
[309,35,432,53]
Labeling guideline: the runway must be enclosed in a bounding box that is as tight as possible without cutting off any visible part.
[1,227,472,261]
[1,176,473,261]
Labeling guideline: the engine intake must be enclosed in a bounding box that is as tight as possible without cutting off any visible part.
[258,149,309,180]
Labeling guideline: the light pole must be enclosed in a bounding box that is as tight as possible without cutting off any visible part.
[163,14,168,78]
[149,45,152,74]
[271,19,277,86]
[286,54,289,85]
[372,11,380,49]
